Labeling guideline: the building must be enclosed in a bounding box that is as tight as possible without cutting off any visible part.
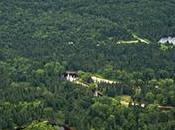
[63,71,78,82]
[92,88,103,97]
[159,36,175,45]
[158,106,174,111]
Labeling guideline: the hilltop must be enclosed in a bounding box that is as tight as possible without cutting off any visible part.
[0,0,175,130]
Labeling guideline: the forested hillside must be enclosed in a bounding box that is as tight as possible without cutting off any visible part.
[0,0,175,130]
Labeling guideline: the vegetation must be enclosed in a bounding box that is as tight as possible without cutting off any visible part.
[24,121,56,130]
[0,0,175,130]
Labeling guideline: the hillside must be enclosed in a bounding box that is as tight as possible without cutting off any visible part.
[0,0,175,130]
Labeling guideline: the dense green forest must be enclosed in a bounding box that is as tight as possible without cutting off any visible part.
[0,0,175,130]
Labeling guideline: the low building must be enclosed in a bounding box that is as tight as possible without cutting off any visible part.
[158,106,174,111]
[159,36,175,45]
[63,71,78,82]
[92,89,103,97]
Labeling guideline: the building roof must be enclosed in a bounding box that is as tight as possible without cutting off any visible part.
[65,71,78,74]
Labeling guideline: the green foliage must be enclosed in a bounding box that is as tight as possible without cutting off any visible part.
[24,121,56,130]
[0,0,175,130]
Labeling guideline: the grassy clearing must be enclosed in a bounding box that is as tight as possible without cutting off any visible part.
[132,34,150,44]
[116,95,132,107]
[117,34,151,45]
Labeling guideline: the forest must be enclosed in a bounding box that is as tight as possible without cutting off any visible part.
[0,0,175,130]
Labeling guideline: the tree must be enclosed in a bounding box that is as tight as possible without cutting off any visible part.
[44,62,65,77]
[145,92,155,103]
[0,62,10,88]
[24,121,56,130]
